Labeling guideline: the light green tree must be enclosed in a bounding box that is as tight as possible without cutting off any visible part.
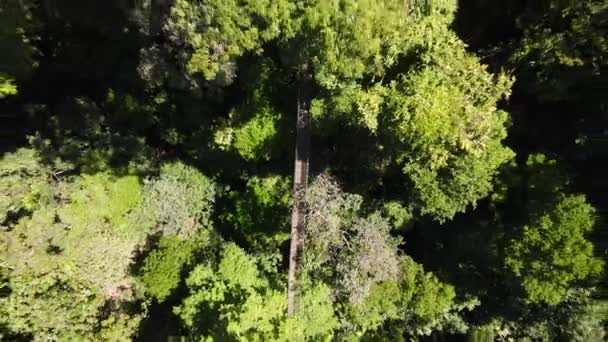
[504,154,604,306]
[165,0,294,80]
[175,242,338,341]
[1,151,216,340]
[299,0,513,221]
[1,153,147,340]
[505,193,603,305]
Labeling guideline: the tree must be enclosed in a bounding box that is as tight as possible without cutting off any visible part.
[451,2,608,337]
[505,193,603,305]
[223,175,291,251]
[345,256,464,338]
[0,151,216,339]
[301,0,513,221]
[442,154,606,339]
[174,242,338,341]
[211,59,287,162]
[287,0,513,314]
[499,154,604,306]
[554,289,606,342]
[1,151,147,339]
[162,0,294,82]
[136,233,212,303]
[1,0,36,98]
[302,175,473,338]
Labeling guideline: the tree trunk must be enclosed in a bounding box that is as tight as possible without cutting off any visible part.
[287,82,311,317]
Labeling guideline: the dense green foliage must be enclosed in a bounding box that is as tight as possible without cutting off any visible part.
[175,242,338,340]
[1,150,146,340]
[1,0,606,340]
[506,193,602,305]
[137,234,209,303]
[0,152,214,340]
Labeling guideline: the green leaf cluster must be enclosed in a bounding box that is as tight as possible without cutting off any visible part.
[224,175,291,251]
[167,0,294,79]
[131,161,215,239]
[301,175,469,338]
[506,193,603,305]
[1,152,147,339]
[510,0,608,99]
[175,242,338,341]
[499,155,605,306]
[137,233,210,303]
[1,151,216,340]
[347,256,462,337]
[213,59,285,161]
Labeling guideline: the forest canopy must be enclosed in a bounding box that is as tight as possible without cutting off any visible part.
[1,0,606,341]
